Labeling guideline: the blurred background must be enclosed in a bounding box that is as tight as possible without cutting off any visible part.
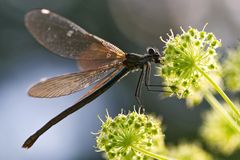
[1,0,240,159]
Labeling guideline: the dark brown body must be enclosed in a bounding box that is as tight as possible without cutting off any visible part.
[124,52,159,69]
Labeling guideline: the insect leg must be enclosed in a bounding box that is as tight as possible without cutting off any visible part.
[135,65,146,105]
[145,62,172,93]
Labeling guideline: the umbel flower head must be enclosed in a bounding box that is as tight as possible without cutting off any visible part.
[168,142,213,160]
[223,45,240,92]
[95,109,164,160]
[200,103,240,155]
[159,25,221,98]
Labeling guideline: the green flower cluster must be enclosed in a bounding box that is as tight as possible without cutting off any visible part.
[223,46,240,92]
[159,26,221,98]
[200,103,240,155]
[168,142,213,160]
[96,110,164,160]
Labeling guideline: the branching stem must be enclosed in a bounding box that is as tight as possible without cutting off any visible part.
[195,65,240,118]
[204,91,240,133]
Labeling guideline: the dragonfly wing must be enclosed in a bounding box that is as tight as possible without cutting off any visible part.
[79,65,127,101]
[25,9,126,70]
[28,68,114,98]
[77,59,124,72]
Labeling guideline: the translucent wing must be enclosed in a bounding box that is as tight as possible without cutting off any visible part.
[25,9,126,70]
[77,59,123,71]
[28,68,114,98]
[80,66,127,100]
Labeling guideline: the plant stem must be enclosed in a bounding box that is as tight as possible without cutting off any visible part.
[204,91,240,133]
[131,145,176,160]
[195,65,240,118]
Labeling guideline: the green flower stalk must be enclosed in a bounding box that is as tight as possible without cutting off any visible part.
[95,109,174,160]
[159,25,240,118]
[204,91,240,133]
[200,102,240,155]
[223,45,240,92]
[168,142,213,160]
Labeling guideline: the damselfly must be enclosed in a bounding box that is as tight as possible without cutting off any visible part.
[23,9,166,148]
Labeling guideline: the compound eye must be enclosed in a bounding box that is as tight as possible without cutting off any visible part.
[147,47,155,55]
[155,59,160,63]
